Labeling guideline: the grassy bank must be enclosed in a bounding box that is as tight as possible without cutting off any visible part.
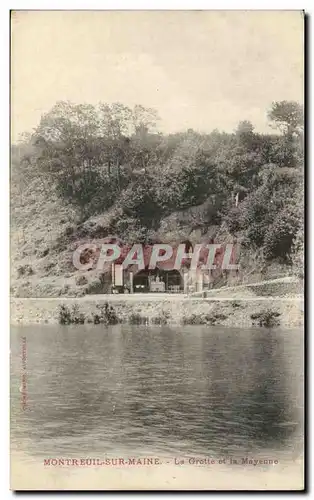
[11,295,304,329]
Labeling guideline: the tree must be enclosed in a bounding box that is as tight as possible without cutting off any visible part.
[28,101,160,218]
[31,102,115,218]
[235,120,254,138]
[132,104,160,134]
[264,204,302,261]
[268,101,304,136]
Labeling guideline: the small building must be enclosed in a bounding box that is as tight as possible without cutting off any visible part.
[110,239,229,294]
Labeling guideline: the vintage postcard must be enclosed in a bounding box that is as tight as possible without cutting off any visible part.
[10,10,304,491]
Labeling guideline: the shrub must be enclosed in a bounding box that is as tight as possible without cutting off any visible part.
[56,169,115,219]
[58,304,72,324]
[151,310,170,325]
[43,262,56,274]
[182,314,207,325]
[92,313,101,324]
[58,303,85,324]
[128,313,148,325]
[85,278,103,294]
[75,274,88,286]
[205,313,228,325]
[182,312,227,325]
[38,248,49,258]
[223,206,242,234]
[231,301,243,308]
[64,225,75,236]
[17,264,34,277]
[263,208,300,261]
[250,309,281,327]
[92,302,120,325]
[71,304,85,324]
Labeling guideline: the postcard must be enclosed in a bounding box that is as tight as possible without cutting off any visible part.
[10,10,304,491]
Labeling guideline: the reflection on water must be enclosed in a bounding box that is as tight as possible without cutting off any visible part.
[10,325,303,459]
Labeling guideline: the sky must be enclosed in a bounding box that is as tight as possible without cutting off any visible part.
[11,10,304,141]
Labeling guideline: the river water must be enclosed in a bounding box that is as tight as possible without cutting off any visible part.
[10,324,304,489]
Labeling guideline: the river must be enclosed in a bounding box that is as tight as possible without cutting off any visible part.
[10,324,304,490]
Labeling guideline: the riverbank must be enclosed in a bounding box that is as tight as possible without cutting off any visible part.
[11,294,304,328]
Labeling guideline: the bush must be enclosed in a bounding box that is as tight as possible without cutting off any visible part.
[206,313,228,325]
[120,181,162,230]
[56,170,116,219]
[182,314,207,325]
[128,313,148,325]
[58,303,85,324]
[43,262,56,274]
[38,248,49,258]
[231,301,243,309]
[71,304,86,324]
[182,312,227,325]
[85,278,103,294]
[92,302,120,325]
[17,264,34,277]
[64,225,75,236]
[58,304,72,324]
[263,208,300,261]
[75,274,88,286]
[151,310,170,325]
[250,309,281,327]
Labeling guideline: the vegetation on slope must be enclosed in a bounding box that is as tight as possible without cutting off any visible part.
[11,100,304,296]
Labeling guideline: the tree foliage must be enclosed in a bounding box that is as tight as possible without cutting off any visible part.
[268,100,304,136]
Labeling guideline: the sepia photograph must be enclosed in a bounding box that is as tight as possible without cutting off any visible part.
[10,10,304,491]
